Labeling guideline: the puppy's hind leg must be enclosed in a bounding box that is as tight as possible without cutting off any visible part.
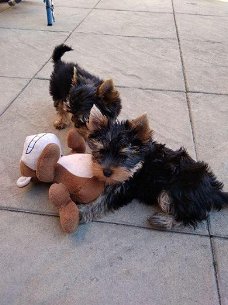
[148,191,181,230]
[158,190,172,214]
[54,101,71,130]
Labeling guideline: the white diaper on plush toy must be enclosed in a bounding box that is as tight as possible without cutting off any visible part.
[21,133,62,170]
[17,133,62,187]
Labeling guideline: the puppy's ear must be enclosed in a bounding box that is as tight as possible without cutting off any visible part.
[129,114,153,143]
[97,79,114,97]
[87,105,108,132]
[71,66,77,86]
[97,79,121,116]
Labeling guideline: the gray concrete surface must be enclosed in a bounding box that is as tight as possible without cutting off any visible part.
[0,0,227,304]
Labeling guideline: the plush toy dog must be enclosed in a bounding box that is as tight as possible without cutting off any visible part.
[16,129,104,233]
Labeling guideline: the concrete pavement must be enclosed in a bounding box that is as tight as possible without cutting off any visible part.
[0,1,228,304]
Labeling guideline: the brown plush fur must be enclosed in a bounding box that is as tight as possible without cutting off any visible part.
[18,129,105,233]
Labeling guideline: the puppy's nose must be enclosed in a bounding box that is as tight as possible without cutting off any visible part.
[103,168,112,177]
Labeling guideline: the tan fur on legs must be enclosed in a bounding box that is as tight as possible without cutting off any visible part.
[148,213,181,230]
[158,190,172,214]
[54,102,71,130]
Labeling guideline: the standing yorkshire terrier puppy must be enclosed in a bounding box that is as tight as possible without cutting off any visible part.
[49,44,121,135]
[79,107,228,229]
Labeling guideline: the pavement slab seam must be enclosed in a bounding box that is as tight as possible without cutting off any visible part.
[2,206,228,240]
[211,235,228,241]
[0,78,31,117]
[117,86,185,93]
[97,220,210,238]
[75,31,177,40]
[117,87,228,97]
[0,26,70,33]
[0,210,220,305]
[0,207,207,238]
[33,80,187,93]
[171,0,198,161]
[176,12,228,18]
[52,6,228,17]
[0,75,31,80]
[62,7,174,14]
[93,7,173,15]
[206,212,223,305]
[188,90,228,97]
[32,78,228,97]
[178,38,223,44]
[171,8,228,273]
[54,5,98,9]
[209,235,222,305]
[91,0,102,9]
[1,25,226,44]
[0,206,59,217]
[94,7,228,18]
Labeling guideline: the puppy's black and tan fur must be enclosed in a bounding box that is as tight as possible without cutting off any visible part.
[79,109,228,229]
[49,44,121,134]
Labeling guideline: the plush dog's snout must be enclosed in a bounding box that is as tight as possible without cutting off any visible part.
[103,168,113,177]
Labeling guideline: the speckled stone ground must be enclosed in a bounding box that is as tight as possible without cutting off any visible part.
[0,1,227,304]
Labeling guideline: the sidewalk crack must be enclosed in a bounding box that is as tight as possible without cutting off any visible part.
[171,0,198,161]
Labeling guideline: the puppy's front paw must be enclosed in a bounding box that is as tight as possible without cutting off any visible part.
[54,119,68,130]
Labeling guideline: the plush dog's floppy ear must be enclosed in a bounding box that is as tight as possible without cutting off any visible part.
[71,66,77,86]
[129,114,153,143]
[87,105,108,132]
[36,144,61,182]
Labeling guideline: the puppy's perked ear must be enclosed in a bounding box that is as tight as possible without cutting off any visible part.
[87,105,108,132]
[129,114,153,143]
[97,79,115,98]
[97,79,121,117]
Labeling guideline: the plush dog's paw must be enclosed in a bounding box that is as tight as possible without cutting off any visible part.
[67,128,86,153]
[59,202,79,233]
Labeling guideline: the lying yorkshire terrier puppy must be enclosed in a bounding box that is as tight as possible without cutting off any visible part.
[79,107,228,229]
[49,44,121,138]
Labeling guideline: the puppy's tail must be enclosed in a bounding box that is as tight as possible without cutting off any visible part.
[52,44,73,63]
[216,191,228,209]
[209,189,228,211]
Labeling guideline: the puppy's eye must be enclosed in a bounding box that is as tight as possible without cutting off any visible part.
[93,151,101,158]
